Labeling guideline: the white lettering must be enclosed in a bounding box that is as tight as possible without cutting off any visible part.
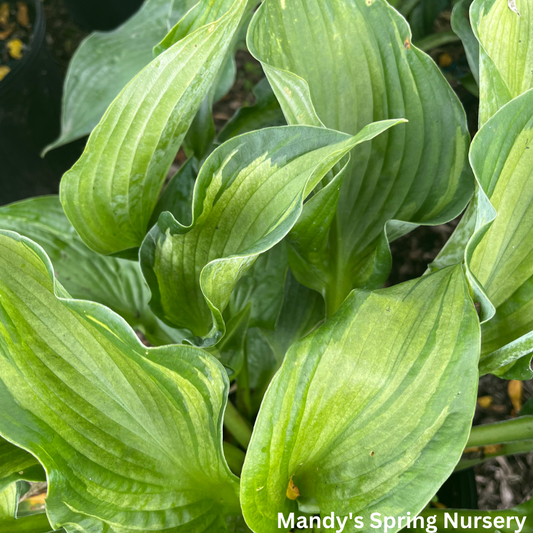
[411,516,425,528]
[426,515,437,533]
[278,513,294,529]
[323,513,334,528]
[384,516,396,533]
[353,516,364,529]
[297,515,308,528]
[370,513,382,529]
[445,512,458,529]
[335,515,348,532]
[515,516,527,533]
[494,517,505,528]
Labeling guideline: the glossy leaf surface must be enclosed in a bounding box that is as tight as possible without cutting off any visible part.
[241,267,480,533]
[0,231,240,532]
[60,0,249,256]
[248,0,473,313]
[140,122,402,340]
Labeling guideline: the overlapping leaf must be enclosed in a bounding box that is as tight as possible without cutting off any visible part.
[462,90,533,379]
[0,438,45,494]
[60,0,249,256]
[431,0,533,379]
[218,79,286,143]
[0,231,240,532]
[248,0,473,314]
[230,243,288,331]
[471,0,532,125]
[436,0,533,268]
[156,0,253,161]
[0,197,184,346]
[46,0,198,152]
[241,266,480,533]
[0,481,54,532]
[140,122,402,341]
[451,0,480,84]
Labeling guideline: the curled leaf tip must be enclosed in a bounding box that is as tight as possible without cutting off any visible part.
[286,476,300,500]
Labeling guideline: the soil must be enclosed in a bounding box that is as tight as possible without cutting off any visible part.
[42,0,87,72]
[32,0,533,513]
[473,377,533,509]
[213,49,265,132]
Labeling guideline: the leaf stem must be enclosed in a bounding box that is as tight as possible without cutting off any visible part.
[456,439,533,471]
[223,442,246,476]
[237,351,252,419]
[466,416,533,447]
[224,400,253,449]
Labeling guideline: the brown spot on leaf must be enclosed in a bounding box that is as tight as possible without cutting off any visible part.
[404,38,411,50]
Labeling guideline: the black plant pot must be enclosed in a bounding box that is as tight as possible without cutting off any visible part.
[0,0,84,206]
[63,0,144,31]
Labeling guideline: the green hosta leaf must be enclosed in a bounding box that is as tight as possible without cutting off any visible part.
[0,481,54,533]
[246,328,277,410]
[451,0,480,84]
[208,305,251,378]
[217,78,286,143]
[140,121,403,341]
[0,438,45,493]
[261,269,325,364]
[471,0,532,125]
[462,89,533,379]
[0,482,17,521]
[0,197,184,347]
[156,0,250,161]
[155,0,239,55]
[0,230,241,532]
[230,243,288,331]
[247,269,326,414]
[241,266,480,533]
[248,0,473,314]
[60,0,250,256]
[45,0,198,152]
[431,0,533,332]
[150,159,198,228]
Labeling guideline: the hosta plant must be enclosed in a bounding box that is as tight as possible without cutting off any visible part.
[1,0,533,531]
